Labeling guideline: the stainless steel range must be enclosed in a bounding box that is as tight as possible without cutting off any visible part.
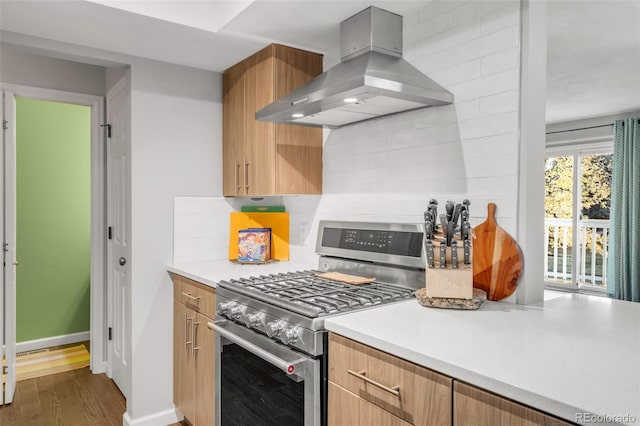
[210,221,425,426]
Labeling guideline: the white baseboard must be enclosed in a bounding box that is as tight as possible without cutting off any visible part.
[16,331,90,353]
[123,408,180,426]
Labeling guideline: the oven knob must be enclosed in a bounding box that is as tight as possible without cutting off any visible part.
[244,312,262,328]
[228,306,242,320]
[280,327,299,345]
[217,302,235,316]
[266,320,285,338]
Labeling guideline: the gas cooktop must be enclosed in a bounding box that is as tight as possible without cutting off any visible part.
[218,270,414,318]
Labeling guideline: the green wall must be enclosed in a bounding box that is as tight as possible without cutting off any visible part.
[16,98,91,343]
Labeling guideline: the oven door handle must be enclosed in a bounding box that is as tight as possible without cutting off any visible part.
[209,321,310,376]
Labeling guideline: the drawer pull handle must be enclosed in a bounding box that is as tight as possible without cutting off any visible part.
[181,292,201,302]
[185,314,193,349]
[192,321,201,356]
[348,369,400,397]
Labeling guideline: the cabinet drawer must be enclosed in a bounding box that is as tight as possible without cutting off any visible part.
[329,382,411,426]
[171,273,216,318]
[454,381,574,426]
[329,333,452,426]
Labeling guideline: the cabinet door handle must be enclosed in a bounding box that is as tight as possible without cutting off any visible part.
[185,314,193,349]
[192,321,201,356]
[244,161,250,194]
[347,369,400,397]
[181,292,201,302]
[235,162,241,194]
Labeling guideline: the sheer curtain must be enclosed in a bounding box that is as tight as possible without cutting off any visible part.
[607,118,640,302]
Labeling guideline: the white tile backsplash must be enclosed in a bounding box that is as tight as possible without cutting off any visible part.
[173,196,233,264]
[173,1,523,268]
[446,25,519,66]
[479,90,520,115]
[430,59,482,87]
[449,1,515,31]
[449,68,520,102]
[481,3,520,35]
[481,46,520,76]
[419,1,467,25]
[452,111,519,140]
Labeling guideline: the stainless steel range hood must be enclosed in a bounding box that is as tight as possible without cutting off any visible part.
[255,6,454,128]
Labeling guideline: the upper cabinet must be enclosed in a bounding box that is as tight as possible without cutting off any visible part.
[223,44,323,196]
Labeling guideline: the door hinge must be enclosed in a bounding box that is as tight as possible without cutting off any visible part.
[101,123,112,138]
[2,242,8,252]
[108,226,113,240]
[2,365,8,375]
[108,327,113,341]
[2,120,8,130]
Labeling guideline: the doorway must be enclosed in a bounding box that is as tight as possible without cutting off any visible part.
[1,84,106,404]
[16,97,91,347]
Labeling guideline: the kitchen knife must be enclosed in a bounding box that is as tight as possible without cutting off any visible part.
[451,240,459,269]
[461,210,469,224]
[464,239,471,264]
[424,221,433,240]
[424,211,433,240]
[426,240,435,268]
[462,221,471,241]
[439,214,448,237]
[451,203,462,228]
[428,200,438,234]
[439,241,446,268]
[462,199,471,212]
[446,221,455,246]
[445,200,454,222]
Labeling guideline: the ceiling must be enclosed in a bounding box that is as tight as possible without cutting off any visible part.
[1,0,639,124]
[0,0,424,71]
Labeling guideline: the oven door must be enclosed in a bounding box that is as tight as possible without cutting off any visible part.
[209,319,321,426]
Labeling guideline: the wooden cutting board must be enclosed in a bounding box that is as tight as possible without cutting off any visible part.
[472,203,522,301]
[316,272,376,285]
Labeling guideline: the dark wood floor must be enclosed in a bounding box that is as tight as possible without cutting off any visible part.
[0,367,126,426]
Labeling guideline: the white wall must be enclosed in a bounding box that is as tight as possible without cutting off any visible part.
[282,1,524,268]
[106,66,127,94]
[0,43,107,96]
[128,57,220,423]
[171,2,534,298]
[1,37,222,424]
[172,1,527,276]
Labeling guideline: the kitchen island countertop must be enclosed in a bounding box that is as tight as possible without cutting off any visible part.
[324,292,640,425]
[167,259,313,288]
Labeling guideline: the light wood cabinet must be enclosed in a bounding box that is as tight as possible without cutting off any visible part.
[172,273,216,425]
[329,382,412,426]
[174,301,195,422]
[453,382,573,426]
[328,333,452,426]
[222,43,323,196]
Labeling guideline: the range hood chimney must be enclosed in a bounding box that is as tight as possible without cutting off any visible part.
[255,6,454,128]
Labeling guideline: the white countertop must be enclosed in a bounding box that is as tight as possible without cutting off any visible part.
[167,259,313,287]
[325,293,640,425]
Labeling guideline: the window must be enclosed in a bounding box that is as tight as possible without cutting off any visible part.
[544,146,613,293]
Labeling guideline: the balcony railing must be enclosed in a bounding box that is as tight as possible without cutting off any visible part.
[544,218,610,287]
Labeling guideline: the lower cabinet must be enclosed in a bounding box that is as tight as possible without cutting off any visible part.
[328,333,575,426]
[328,382,412,426]
[328,333,452,426]
[453,382,573,426]
[172,274,215,426]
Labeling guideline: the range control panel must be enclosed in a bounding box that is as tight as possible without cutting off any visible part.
[321,227,423,258]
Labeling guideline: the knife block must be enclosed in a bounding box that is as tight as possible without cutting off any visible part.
[425,233,473,299]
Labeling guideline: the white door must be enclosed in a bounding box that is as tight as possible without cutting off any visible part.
[2,91,17,405]
[106,78,131,398]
